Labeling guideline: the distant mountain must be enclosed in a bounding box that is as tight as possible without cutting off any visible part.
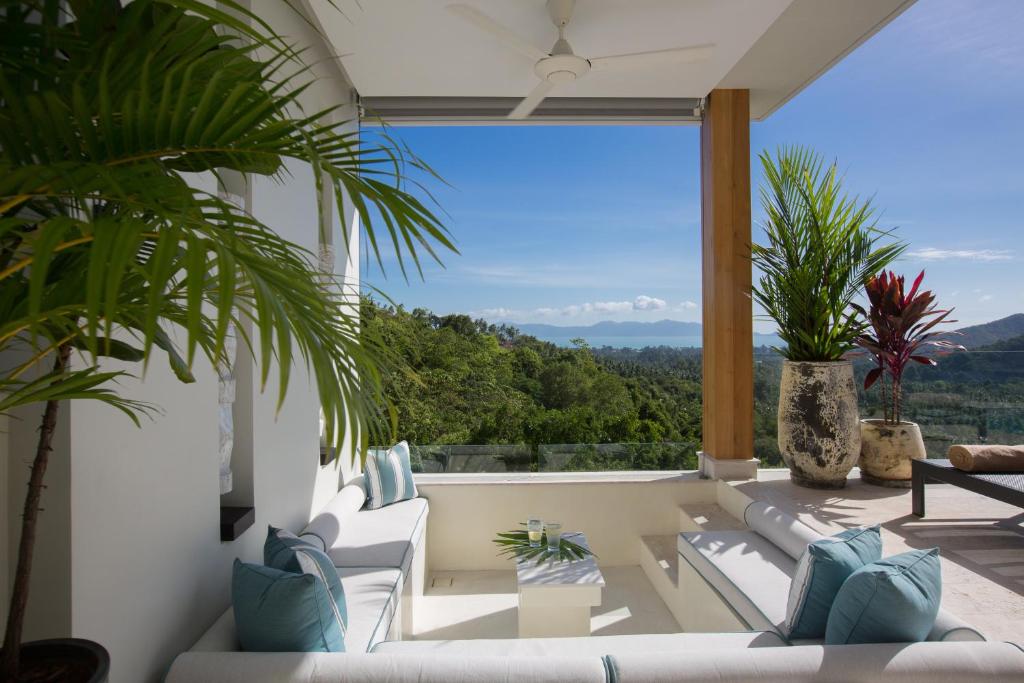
[515,319,702,338]
[512,319,780,346]
[950,314,1024,350]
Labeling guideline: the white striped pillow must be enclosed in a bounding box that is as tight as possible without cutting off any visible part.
[363,441,418,510]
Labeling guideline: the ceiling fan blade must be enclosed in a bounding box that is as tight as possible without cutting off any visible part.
[508,80,555,120]
[589,44,713,72]
[447,4,549,63]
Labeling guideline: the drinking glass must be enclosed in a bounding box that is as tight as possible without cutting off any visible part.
[545,522,562,553]
[527,518,543,548]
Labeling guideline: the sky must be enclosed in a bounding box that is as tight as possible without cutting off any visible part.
[362,0,1024,331]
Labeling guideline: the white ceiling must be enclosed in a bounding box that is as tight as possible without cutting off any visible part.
[307,0,915,120]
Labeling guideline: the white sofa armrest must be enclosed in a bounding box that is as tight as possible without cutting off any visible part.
[191,609,239,652]
[165,652,607,683]
[607,642,1024,682]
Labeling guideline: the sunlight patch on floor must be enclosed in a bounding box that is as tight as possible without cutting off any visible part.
[415,565,681,640]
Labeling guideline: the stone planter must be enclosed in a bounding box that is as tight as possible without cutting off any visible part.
[859,419,926,487]
[778,360,861,489]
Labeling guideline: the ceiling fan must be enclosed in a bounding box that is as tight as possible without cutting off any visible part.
[447,0,713,120]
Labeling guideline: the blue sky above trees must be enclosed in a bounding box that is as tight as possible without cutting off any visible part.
[364,0,1024,331]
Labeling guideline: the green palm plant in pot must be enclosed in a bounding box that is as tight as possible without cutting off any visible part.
[0,1,455,680]
[853,271,962,486]
[751,146,903,489]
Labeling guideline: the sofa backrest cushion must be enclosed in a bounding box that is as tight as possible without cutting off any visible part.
[826,548,942,645]
[605,641,1024,682]
[232,559,346,652]
[785,525,882,639]
[743,501,824,560]
[301,479,368,551]
[166,652,608,683]
[364,441,418,510]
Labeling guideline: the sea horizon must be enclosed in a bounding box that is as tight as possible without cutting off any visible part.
[526,333,786,350]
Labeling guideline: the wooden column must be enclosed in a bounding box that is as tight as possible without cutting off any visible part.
[700,89,754,465]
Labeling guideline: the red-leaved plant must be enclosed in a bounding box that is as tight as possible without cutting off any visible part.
[853,271,964,424]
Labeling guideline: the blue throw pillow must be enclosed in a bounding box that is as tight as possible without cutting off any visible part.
[364,440,418,510]
[264,526,348,632]
[826,548,942,645]
[785,525,882,639]
[232,559,346,652]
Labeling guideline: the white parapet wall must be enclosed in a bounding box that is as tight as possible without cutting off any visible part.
[417,473,716,571]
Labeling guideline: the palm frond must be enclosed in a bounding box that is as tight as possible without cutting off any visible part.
[0,0,455,456]
[751,146,903,361]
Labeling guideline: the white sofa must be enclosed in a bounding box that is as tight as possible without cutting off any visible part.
[674,500,986,643]
[166,489,1024,682]
[179,476,428,658]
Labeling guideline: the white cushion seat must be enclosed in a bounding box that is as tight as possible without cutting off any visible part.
[372,631,787,656]
[678,529,795,635]
[337,566,403,652]
[305,496,428,576]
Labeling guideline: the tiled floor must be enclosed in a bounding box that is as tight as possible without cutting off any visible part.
[737,469,1024,643]
[415,566,681,640]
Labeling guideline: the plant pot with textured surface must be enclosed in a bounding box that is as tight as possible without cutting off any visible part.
[778,360,862,489]
[859,419,926,487]
[0,639,109,683]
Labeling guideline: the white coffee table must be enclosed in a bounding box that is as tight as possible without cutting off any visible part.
[514,532,605,638]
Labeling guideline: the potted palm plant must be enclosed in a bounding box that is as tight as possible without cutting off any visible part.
[752,147,902,489]
[0,2,453,680]
[853,271,962,486]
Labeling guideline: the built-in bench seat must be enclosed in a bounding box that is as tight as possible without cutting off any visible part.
[179,475,428,668]
[166,486,1024,682]
[676,500,986,642]
[167,641,1024,682]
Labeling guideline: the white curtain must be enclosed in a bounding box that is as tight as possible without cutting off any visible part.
[218,322,237,494]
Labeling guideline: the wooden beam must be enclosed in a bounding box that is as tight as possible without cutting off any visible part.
[700,90,753,461]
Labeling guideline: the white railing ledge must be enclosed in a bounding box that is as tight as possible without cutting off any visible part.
[414,470,703,485]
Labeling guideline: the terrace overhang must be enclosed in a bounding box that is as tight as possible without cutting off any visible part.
[307,0,915,123]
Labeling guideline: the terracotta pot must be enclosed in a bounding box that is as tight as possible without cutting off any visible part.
[2,639,109,683]
[778,360,861,489]
[859,418,926,487]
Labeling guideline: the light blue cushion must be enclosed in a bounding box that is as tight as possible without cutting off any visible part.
[785,525,881,639]
[826,548,942,645]
[363,441,418,510]
[264,526,348,631]
[231,559,346,652]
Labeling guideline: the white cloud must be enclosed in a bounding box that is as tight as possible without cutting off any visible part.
[979,294,994,302]
[678,300,698,310]
[633,295,667,311]
[592,301,634,313]
[907,247,1013,262]
[473,294,677,321]
[477,307,518,319]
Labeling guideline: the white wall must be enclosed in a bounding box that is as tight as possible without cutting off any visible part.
[418,476,716,570]
[1,4,361,681]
